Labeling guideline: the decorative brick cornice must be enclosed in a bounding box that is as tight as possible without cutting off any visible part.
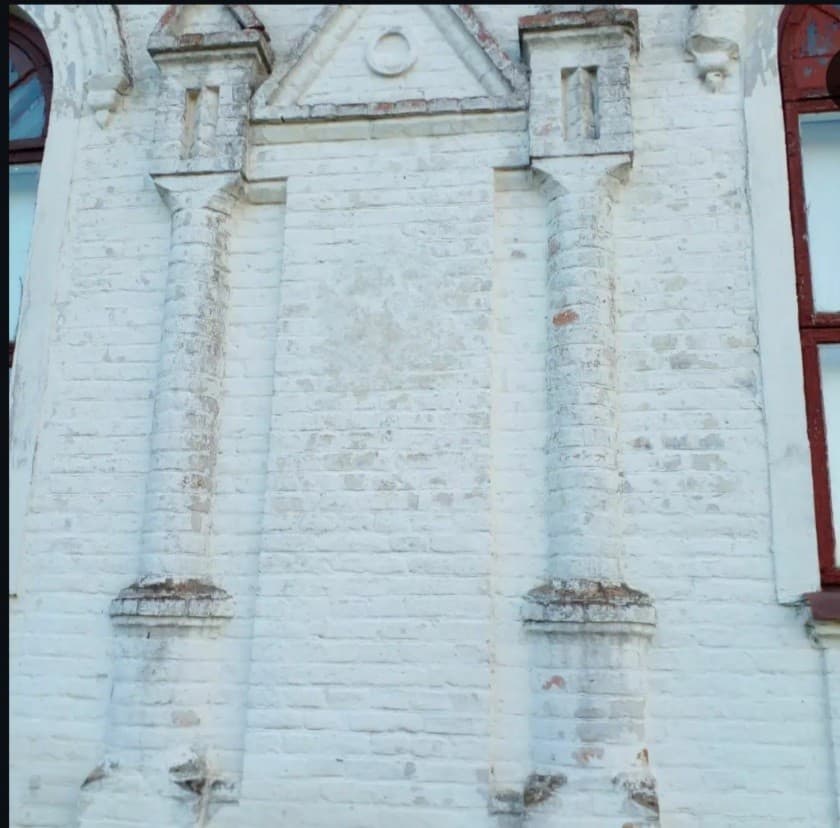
[255,95,525,124]
[519,7,639,55]
[148,4,273,73]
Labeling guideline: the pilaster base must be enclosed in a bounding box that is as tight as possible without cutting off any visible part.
[522,579,656,634]
[511,579,659,826]
[110,577,234,628]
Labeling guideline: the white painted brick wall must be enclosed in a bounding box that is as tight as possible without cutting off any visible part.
[8,5,839,828]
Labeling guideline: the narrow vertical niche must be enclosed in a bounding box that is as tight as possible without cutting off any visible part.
[561,67,600,142]
[560,67,574,140]
[196,86,220,157]
[582,66,599,140]
[181,88,200,160]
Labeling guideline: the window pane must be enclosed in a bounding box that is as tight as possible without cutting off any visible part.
[821,344,840,567]
[800,113,840,312]
[9,73,45,141]
[9,165,40,342]
[9,44,33,86]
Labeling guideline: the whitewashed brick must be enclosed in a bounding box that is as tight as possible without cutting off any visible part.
[8,5,839,828]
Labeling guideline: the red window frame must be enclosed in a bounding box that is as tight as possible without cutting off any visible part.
[9,14,52,368]
[779,5,840,587]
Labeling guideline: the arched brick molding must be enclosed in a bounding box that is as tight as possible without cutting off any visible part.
[9,5,131,595]
[18,4,130,119]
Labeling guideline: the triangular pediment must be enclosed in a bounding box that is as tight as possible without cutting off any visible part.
[252,4,527,121]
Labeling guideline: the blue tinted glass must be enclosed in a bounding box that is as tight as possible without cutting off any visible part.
[9,165,41,341]
[9,74,45,140]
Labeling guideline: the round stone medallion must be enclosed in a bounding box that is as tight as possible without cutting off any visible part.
[365,28,417,77]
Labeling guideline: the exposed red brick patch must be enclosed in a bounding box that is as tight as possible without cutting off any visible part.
[573,746,604,766]
[158,5,178,27]
[542,675,566,690]
[178,33,204,47]
[552,309,579,327]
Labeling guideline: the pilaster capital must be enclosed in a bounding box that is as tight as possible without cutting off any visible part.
[533,152,632,197]
[520,8,638,159]
[153,172,243,215]
[147,5,273,177]
[147,5,273,78]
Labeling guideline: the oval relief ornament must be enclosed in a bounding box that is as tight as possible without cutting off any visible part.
[365,28,417,77]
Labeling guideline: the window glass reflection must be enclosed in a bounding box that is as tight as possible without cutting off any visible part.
[9,74,45,141]
[820,344,840,566]
[800,113,840,312]
[9,165,40,342]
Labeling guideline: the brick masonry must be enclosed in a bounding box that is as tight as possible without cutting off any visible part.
[8,4,840,827]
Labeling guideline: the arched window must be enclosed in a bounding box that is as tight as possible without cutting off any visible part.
[9,13,51,370]
[779,5,840,587]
